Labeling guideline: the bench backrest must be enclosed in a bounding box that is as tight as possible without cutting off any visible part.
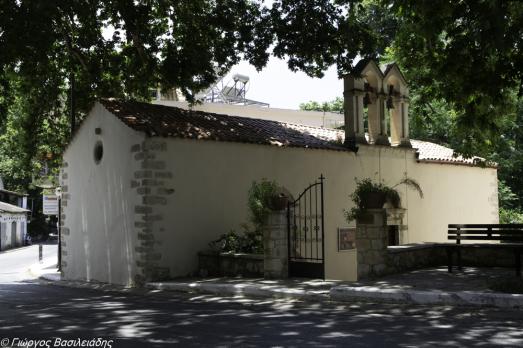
[448,224,523,244]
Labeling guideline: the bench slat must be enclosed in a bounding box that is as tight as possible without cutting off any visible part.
[447,224,523,277]
[449,224,523,228]
[448,231,523,235]
[448,236,523,241]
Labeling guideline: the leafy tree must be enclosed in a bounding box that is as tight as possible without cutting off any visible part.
[1,0,522,205]
[491,97,523,210]
[299,97,343,113]
[268,0,379,77]
[0,0,275,191]
[388,0,523,156]
[0,1,272,106]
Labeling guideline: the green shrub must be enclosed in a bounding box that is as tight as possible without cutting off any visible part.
[344,177,423,223]
[209,227,263,254]
[210,179,280,254]
[247,179,278,229]
[499,207,523,223]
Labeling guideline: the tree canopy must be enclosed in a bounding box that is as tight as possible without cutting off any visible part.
[299,97,343,113]
[0,0,522,192]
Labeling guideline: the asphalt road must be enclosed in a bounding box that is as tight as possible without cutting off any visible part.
[0,246,522,347]
[0,243,57,282]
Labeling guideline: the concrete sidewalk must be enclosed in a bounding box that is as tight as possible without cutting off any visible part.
[29,258,61,281]
[147,267,523,309]
[35,264,523,309]
[147,278,341,301]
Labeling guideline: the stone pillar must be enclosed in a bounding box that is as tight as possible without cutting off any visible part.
[59,162,70,276]
[343,76,367,147]
[399,100,412,148]
[131,138,173,285]
[374,92,391,146]
[263,210,288,279]
[355,209,388,279]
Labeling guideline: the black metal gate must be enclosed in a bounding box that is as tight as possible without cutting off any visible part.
[287,175,325,279]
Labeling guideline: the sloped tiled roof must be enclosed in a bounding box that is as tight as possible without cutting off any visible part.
[99,99,492,167]
[0,201,29,214]
[101,99,348,152]
[0,188,28,197]
[410,139,486,166]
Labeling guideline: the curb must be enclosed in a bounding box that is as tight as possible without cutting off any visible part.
[329,286,523,309]
[37,276,523,309]
[39,272,61,282]
[28,259,59,279]
[146,282,329,301]
[146,282,523,309]
[0,245,34,255]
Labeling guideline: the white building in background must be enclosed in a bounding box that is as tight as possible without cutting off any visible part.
[153,100,344,129]
[151,72,345,129]
[0,184,29,251]
[60,59,498,286]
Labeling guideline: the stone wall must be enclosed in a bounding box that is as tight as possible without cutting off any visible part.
[60,162,70,274]
[459,247,519,268]
[355,208,521,279]
[198,251,264,277]
[380,243,520,277]
[131,138,174,285]
[356,210,389,278]
[386,244,447,274]
[263,210,288,279]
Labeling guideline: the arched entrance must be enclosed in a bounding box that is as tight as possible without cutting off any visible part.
[287,175,325,279]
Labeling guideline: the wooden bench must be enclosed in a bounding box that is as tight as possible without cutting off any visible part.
[447,224,523,277]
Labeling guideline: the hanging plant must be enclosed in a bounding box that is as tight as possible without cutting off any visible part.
[344,177,423,223]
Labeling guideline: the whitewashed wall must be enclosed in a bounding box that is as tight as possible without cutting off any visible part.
[61,104,145,286]
[149,138,497,281]
[62,104,498,284]
[0,215,26,251]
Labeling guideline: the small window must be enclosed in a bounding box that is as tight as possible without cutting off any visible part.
[94,141,103,164]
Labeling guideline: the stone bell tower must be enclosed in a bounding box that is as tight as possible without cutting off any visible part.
[344,60,411,148]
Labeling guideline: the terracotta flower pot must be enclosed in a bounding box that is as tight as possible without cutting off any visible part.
[360,192,386,209]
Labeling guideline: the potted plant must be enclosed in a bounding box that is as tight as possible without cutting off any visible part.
[344,177,423,222]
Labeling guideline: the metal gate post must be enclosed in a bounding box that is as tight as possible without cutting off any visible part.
[320,174,325,280]
[287,201,291,277]
[287,174,326,279]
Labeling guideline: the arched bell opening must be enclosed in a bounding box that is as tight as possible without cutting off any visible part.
[383,64,411,148]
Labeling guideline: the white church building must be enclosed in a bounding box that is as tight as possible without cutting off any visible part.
[59,60,498,286]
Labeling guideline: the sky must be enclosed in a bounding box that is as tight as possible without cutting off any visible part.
[222,57,342,110]
[217,0,343,111]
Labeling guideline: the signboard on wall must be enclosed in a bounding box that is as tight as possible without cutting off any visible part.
[43,194,59,215]
[0,215,26,223]
[338,228,356,251]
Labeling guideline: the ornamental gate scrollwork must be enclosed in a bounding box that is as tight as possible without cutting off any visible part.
[287,175,325,279]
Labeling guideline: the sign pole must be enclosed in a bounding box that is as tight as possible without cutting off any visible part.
[57,194,61,272]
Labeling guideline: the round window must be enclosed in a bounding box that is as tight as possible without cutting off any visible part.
[93,141,103,164]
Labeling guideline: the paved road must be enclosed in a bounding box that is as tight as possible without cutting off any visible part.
[0,243,57,282]
[0,247,522,347]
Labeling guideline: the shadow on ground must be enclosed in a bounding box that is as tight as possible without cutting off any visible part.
[352,266,520,292]
[0,280,522,347]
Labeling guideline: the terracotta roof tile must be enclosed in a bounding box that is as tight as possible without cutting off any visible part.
[101,99,348,152]
[99,99,491,167]
[410,139,487,166]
